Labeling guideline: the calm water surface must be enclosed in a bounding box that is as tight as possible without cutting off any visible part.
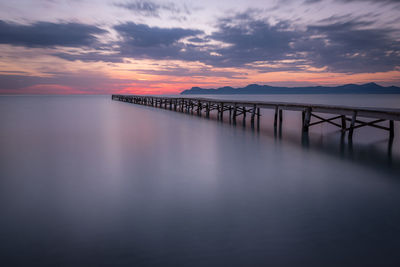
[0,95,399,266]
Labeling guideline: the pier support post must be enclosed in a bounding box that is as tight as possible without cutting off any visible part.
[341,115,346,131]
[257,108,260,129]
[233,105,237,124]
[242,107,247,127]
[184,100,187,113]
[197,101,201,115]
[390,120,394,140]
[251,105,256,127]
[220,103,224,120]
[348,111,357,140]
[303,108,312,132]
[274,106,279,129]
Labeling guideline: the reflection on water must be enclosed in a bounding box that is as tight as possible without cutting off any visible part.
[0,95,399,267]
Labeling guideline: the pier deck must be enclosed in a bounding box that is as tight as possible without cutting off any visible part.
[112,95,399,140]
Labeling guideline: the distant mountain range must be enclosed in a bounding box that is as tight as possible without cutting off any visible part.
[180,83,400,95]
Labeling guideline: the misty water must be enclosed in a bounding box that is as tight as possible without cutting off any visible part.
[1,95,400,266]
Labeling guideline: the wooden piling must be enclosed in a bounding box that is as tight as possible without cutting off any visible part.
[390,120,394,139]
[303,108,312,132]
[251,105,256,127]
[349,111,357,140]
[341,115,346,131]
[233,105,237,123]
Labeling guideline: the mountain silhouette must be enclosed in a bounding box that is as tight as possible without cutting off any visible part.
[181,83,400,95]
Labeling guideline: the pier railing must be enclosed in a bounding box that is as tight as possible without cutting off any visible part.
[112,95,399,140]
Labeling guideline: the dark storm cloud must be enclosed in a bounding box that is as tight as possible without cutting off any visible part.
[115,22,200,46]
[300,19,400,72]
[206,14,299,67]
[203,12,400,73]
[47,10,399,74]
[114,0,189,17]
[114,22,203,59]
[0,20,105,47]
[134,67,247,79]
[187,37,209,43]
[53,52,124,63]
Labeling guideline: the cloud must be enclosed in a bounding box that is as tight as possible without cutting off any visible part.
[50,22,206,63]
[38,12,399,75]
[114,0,189,17]
[305,0,400,5]
[204,12,400,73]
[187,37,209,43]
[114,22,203,60]
[340,0,400,3]
[0,20,106,48]
[300,19,400,72]
[134,66,248,79]
[53,51,123,63]
[206,13,299,67]
[115,22,201,47]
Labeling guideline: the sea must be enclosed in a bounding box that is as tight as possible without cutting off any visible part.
[0,94,399,266]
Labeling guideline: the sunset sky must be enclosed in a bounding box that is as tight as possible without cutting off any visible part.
[0,0,399,94]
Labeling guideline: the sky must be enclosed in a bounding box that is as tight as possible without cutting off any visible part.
[0,0,399,94]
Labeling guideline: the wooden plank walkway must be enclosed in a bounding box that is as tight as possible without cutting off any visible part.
[112,95,399,140]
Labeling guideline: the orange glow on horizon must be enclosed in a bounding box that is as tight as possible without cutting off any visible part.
[0,49,399,95]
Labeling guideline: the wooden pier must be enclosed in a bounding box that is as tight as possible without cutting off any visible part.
[112,95,399,140]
